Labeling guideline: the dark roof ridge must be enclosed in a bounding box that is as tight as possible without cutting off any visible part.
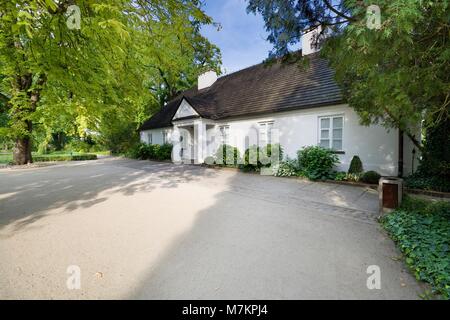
[216,51,321,80]
[139,51,342,131]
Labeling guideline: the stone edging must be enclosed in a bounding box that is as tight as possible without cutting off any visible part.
[202,164,450,199]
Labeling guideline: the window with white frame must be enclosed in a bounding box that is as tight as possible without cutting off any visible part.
[319,115,343,150]
[147,133,152,144]
[162,131,169,144]
[259,121,274,146]
[219,125,229,145]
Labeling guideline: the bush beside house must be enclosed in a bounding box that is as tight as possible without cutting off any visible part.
[215,144,241,166]
[128,142,173,161]
[348,155,363,175]
[360,170,381,184]
[240,144,283,172]
[274,157,300,177]
[297,146,339,180]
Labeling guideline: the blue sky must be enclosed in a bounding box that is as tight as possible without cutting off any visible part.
[200,0,273,75]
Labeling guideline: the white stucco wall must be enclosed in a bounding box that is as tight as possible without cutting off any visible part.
[207,105,397,174]
[140,104,419,176]
[140,127,172,146]
[210,104,406,176]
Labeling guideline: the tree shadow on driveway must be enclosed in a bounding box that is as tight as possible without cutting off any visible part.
[0,157,424,299]
[126,170,422,300]
[0,157,217,234]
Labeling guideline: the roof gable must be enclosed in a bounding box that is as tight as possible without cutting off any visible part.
[172,98,199,120]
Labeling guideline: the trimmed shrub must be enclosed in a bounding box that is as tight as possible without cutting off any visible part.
[348,155,363,174]
[33,153,97,162]
[240,144,283,172]
[360,170,381,184]
[297,146,339,180]
[71,154,97,161]
[215,144,240,166]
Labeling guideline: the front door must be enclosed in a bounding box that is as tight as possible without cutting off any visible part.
[180,126,194,163]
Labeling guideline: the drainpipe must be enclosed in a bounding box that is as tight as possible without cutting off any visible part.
[398,129,404,177]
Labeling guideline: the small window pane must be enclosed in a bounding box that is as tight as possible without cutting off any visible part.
[332,140,342,150]
[320,139,330,148]
[333,117,343,128]
[320,129,329,139]
[332,129,342,139]
[321,118,330,129]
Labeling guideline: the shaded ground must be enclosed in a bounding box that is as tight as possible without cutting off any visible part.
[0,158,423,299]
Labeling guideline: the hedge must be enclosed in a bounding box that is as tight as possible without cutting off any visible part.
[33,153,97,162]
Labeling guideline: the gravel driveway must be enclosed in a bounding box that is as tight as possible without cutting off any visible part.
[0,157,423,299]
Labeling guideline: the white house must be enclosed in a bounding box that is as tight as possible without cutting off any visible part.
[140,32,420,176]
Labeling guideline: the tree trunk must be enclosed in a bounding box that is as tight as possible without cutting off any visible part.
[13,136,32,165]
[10,73,45,165]
[13,119,33,165]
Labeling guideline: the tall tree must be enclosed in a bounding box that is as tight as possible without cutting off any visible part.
[247,0,450,153]
[137,1,221,106]
[0,0,221,164]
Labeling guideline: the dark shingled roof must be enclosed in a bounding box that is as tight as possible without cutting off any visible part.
[140,54,343,130]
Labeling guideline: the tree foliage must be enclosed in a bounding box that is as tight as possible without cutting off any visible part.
[0,0,221,163]
[247,0,450,153]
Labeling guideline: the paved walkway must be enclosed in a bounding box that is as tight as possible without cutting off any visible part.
[0,158,423,299]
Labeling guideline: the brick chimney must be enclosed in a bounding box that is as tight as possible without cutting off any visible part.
[301,26,323,56]
[198,71,217,90]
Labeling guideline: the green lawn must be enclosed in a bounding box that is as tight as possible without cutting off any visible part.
[0,153,12,164]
